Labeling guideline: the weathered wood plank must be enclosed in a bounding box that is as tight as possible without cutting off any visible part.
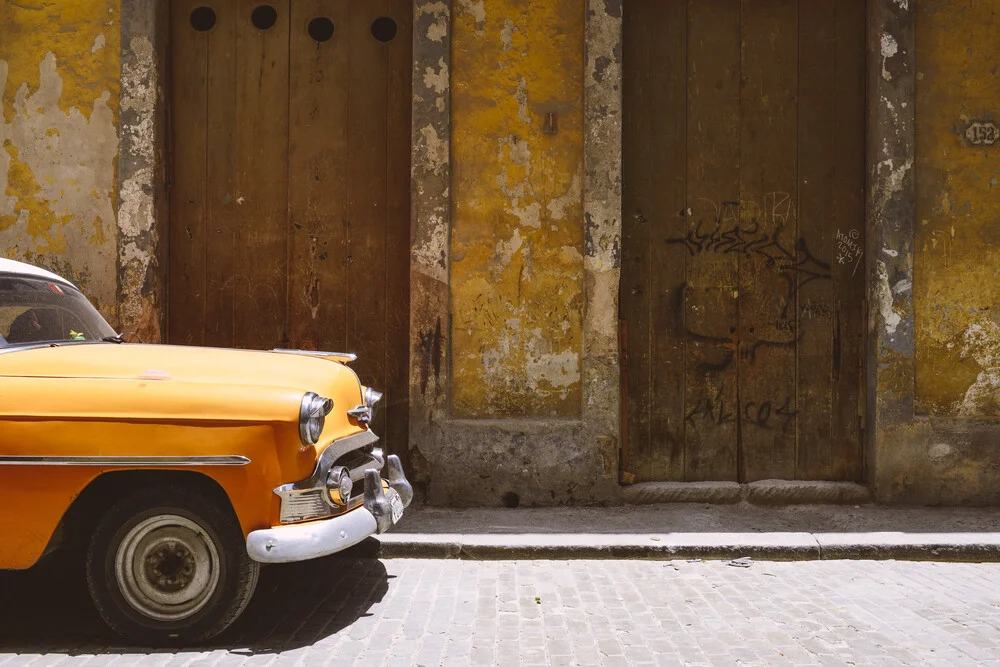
[287,0,350,352]
[168,0,209,346]
[738,0,798,482]
[646,0,688,482]
[346,0,390,434]
[832,0,867,481]
[795,0,837,479]
[204,0,238,348]
[233,0,290,350]
[683,0,741,482]
[621,0,654,480]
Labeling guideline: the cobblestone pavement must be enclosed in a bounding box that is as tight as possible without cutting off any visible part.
[2,554,999,666]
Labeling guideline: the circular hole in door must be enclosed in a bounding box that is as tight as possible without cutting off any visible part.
[251,4,278,30]
[370,16,397,42]
[190,6,217,31]
[308,17,335,42]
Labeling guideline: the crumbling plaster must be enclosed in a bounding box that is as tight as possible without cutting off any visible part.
[409,0,622,505]
[869,0,1000,505]
[117,1,168,344]
[450,0,586,419]
[913,1,1000,418]
[0,1,120,322]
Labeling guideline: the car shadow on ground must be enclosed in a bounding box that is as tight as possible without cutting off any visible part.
[0,544,388,655]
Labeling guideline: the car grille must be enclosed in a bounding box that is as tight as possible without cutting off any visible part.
[278,489,328,524]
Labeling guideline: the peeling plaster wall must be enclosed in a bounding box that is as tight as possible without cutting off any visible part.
[0,0,120,323]
[870,0,1000,506]
[914,2,1000,417]
[409,0,453,490]
[410,0,622,505]
[450,0,585,418]
[117,1,167,343]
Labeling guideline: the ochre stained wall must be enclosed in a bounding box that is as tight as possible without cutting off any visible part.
[0,0,120,322]
[915,2,1000,416]
[450,0,585,418]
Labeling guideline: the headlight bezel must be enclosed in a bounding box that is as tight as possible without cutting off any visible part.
[299,392,333,447]
[364,387,383,407]
[326,465,354,505]
[364,387,383,421]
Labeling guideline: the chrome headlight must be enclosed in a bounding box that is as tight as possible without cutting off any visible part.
[299,392,333,446]
[326,465,353,505]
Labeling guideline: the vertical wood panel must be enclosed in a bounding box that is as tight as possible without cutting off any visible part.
[287,0,350,351]
[832,0,867,481]
[647,0,688,482]
[795,0,837,478]
[738,0,798,482]
[346,0,389,433]
[621,0,655,480]
[384,0,412,458]
[234,0,290,350]
[168,0,209,346]
[683,0,741,482]
[205,0,238,348]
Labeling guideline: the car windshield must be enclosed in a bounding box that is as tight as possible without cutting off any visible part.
[0,274,117,348]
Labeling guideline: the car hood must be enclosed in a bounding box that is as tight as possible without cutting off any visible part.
[0,343,356,389]
[0,343,367,431]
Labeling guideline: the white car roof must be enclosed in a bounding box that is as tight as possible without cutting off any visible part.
[0,258,77,287]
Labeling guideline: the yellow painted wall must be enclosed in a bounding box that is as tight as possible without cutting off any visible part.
[450,0,585,418]
[0,0,120,322]
[915,2,1000,416]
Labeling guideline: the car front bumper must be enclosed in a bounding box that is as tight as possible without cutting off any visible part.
[246,455,412,564]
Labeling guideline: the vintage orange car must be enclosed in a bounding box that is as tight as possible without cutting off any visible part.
[0,258,412,644]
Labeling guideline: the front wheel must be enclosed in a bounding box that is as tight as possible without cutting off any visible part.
[86,486,259,645]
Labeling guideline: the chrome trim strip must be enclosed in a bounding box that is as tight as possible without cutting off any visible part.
[348,454,384,485]
[0,455,251,466]
[271,348,358,362]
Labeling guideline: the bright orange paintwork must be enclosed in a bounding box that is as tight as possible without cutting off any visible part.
[0,343,368,570]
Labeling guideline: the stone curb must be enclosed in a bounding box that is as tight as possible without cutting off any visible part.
[745,481,873,506]
[814,533,1000,561]
[621,480,873,505]
[620,482,742,505]
[369,532,1000,562]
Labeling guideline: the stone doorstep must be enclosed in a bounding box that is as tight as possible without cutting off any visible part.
[371,532,1000,562]
[620,480,873,506]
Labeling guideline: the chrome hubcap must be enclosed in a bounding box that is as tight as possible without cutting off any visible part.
[115,515,220,621]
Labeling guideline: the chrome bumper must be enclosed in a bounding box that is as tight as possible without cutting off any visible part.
[247,455,413,564]
[246,505,378,563]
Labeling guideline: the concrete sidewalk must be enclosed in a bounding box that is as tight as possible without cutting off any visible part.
[367,504,1000,561]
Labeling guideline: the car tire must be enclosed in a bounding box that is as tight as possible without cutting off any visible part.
[86,485,259,645]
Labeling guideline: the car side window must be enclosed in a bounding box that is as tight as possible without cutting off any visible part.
[0,306,31,343]
[5,307,89,343]
[0,275,116,346]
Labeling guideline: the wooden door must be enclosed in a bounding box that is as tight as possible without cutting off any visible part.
[168,0,412,455]
[621,0,866,483]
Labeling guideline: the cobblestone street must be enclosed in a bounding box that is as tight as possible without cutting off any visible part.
[3,554,999,666]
